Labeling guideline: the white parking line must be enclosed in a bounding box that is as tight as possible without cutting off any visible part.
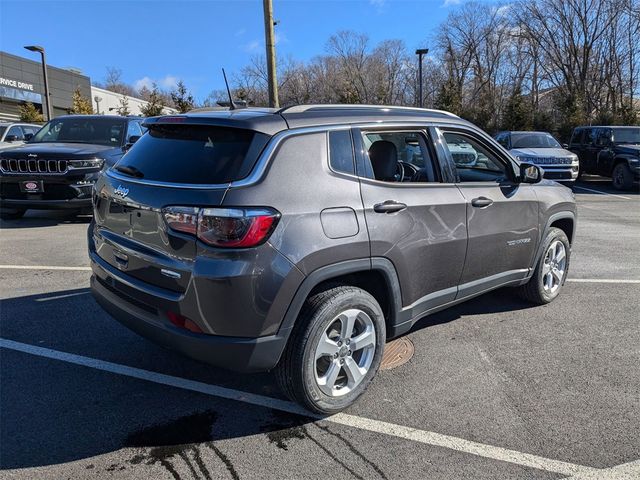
[568,279,640,284]
[0,337,601,477]
[563,460,640,479]
[0,265,91,271]
[573,185,632,200]
[35,291,91,302]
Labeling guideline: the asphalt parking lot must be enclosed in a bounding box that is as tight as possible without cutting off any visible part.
[0,176,638,480]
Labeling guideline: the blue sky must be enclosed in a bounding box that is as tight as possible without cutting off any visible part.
[0,0,470,100]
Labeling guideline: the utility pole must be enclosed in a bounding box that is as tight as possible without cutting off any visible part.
[415,48,429,108]
[263,0,279,108]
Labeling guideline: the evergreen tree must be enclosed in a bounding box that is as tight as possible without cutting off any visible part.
[170,80,195,113]
[69,87,93,114]
[434,77,462,116]
[502,89,532,131]
[117,95,131,116]
[18,102,44,122]
[139,83,165,117]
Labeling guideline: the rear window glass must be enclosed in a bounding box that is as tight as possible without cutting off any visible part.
[115,125,269,184]
[329,130,355,174]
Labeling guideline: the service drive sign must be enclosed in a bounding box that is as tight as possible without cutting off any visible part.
[0,77,35,91]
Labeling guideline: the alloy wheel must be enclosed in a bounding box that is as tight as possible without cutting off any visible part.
[542,240,567,294]
[314,308,376,397]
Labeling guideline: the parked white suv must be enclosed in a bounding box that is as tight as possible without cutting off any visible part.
[495,131,579,183]
[0,123,42,150]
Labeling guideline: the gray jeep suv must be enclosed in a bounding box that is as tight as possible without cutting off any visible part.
[89,105,577,413]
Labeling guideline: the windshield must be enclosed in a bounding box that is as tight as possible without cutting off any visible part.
[511,132,561,149]
[30,117,126,146]
[612,127,640,145]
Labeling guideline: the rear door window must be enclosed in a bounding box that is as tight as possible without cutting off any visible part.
[358,130,440,183]
[328,129,355,175]
[115,125,269,184]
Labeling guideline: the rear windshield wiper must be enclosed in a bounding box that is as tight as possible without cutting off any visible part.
[115,165,144,178]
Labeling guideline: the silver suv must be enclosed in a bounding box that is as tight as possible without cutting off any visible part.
[0,122,41,150]
[89,105,577,413]
[495,131,579,184]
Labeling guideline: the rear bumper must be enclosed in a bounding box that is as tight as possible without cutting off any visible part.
[88,220,304,372]
[90,269,289,373]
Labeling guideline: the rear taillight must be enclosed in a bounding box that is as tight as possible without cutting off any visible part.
[162,206,280,248]
[163,207,199,235]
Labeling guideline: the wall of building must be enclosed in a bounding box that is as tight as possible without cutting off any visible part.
[0,51,91,122]
[90,86,176,116]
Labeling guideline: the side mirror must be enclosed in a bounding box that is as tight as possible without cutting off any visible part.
[520,163,543,183]
[123,135,141,151]
[4,135,19,142]
[562,143,569,149]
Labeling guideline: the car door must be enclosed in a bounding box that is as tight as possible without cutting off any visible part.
[435,127,539,298]
[355,127,467,316]
[583,128,601,173]
[595,128,615,175]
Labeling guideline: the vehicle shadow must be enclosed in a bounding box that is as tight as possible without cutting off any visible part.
[0,210,91,229]
[0,285,532,471]
[408,287,535,334]
[0,288,316,471]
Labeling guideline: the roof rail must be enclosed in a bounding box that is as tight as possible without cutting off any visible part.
[277,104,459,118]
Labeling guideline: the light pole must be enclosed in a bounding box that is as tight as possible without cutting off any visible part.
[24,45,52,121]
[94,96,102,114]
[415,48,429,108]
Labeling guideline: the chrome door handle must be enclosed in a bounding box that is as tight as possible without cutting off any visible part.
[373,201,407,214]
[471,197,493,208]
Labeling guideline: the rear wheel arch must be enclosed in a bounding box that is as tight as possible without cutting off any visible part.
[278,258,403,340]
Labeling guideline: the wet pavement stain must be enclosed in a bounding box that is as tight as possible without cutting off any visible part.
[260,409,387,479]
[259,409,309,451]
[124,410,218,480]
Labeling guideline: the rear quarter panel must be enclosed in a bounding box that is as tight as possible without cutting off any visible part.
[222,131,370,275]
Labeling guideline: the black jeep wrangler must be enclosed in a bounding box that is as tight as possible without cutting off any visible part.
[568,126,640,190]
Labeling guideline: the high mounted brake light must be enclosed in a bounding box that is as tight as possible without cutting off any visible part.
[162,206,280,248]
[158,116,187,123]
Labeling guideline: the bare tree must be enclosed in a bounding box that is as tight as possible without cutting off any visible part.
[103,67,135,96]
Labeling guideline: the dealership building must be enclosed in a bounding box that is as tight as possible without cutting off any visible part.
[0,51,92,122]
[0,51,174,122]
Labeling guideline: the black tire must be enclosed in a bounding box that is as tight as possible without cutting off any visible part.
[276,286,386,414]
[0,208,26,220]
[611,162,634,191]
[517,227,570,305]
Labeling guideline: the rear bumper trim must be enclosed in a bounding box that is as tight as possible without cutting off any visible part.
[90,263,287,373]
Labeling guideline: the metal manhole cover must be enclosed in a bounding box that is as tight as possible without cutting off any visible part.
[380,337,414,370]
